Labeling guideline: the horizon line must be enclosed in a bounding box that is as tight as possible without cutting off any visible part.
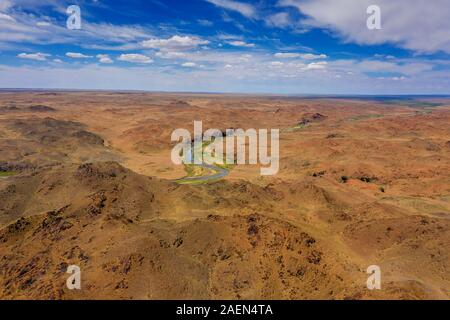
[1,88,450,98]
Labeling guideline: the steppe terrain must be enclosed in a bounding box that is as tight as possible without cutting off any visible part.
[0,91,449,299]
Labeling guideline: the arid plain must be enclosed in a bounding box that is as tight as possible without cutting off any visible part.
[0,91,449,299]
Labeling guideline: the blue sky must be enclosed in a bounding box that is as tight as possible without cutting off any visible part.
[0,0,449,94]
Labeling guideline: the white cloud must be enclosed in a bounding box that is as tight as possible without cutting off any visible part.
[280,0,450,54]
[266,12,291,28]
[274,52,327,59]
[17,52,49,61]
[182,62,197,68]
[0,8,154,51]
[85,43,143,51]
[36,21,50,27]
[270,61,284,66]
[239,54,252,62]
[0,57,448,95]
[142,35,209,51]
[53,59,62,63]
[305,61,327,70]
[301,53,328,60]
[327,58,434,78]
[118,53,153,64]
[205,0,257,18]
[155,51,187,59]
[354,60,432,76]
[1,0,448,94]
[97,54,113,64]
[228,40,255,48]
[66,52,93,59]
[0,0,13,12]
[0,12,15,22]
[82,23,151,43]
[274,52,301,59]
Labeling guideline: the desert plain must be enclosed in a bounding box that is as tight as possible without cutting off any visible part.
[0,91,449,299]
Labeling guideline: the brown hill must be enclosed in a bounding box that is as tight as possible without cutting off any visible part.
[0,92,449,300]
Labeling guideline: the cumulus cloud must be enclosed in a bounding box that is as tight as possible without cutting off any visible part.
[36,21,50,27]
[2,0,448,94]
[305,61,327,70]
[182,62,197,68]
[142,36,209,51]
[1,55,448,94]
[17,52,50,61]
[66,52,93,59]
[228,40,255,48]
[118,53,153,64]
[205,0,256,18]
[274,52,300,59]
[280,0,450,54]
[155,51,187,59]
[301,53,327,60]
[274,52,327,59]
[97,54,113,64]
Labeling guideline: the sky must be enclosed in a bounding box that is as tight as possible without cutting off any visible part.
[0,0,449,94]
